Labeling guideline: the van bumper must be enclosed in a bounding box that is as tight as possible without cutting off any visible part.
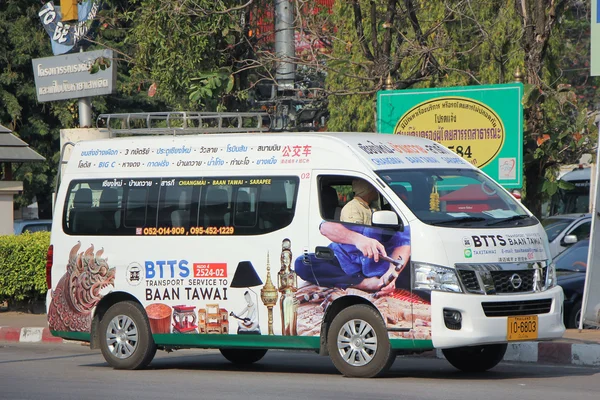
[430,286,565,349]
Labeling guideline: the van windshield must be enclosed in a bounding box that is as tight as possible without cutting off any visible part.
[377,168,536,228]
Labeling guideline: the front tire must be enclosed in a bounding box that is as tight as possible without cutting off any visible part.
[327,304,395,378]
[99,301,157,370]
[220,348,268,364]
[442,344,507,372]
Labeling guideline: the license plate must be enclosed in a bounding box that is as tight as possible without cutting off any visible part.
[507,315,538,341]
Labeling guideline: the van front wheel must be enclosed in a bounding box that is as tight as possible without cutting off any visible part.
[442,344,507,372]
[219,348,268,364]
[327,304,395,378]
[99,301,157,370]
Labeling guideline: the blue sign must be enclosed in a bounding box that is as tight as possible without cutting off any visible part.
[38,1,102,55]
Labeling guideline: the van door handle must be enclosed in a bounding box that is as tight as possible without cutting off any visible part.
[315,246,334,260]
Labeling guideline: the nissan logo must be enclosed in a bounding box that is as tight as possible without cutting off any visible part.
[510,273,523,289]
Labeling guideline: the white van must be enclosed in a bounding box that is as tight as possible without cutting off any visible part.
[46,112,564,377]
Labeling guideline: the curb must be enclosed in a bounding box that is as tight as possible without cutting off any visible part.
[3,326,600,367]
[435,341,600,367]
[0,327,64,344]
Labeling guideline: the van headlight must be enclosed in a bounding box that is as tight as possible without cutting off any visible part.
[544,262,557,290]
[413,262,462,293]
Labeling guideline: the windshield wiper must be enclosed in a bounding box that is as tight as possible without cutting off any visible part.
[429,217,486,226]
[486,215,531,226]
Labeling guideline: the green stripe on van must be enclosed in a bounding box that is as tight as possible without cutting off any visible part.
[153,334,434,351]
[152,334,321,349]
[51,331,91,342]
[51,330,434,352]
[392,339,434,350]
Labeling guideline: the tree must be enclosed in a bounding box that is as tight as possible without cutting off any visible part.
[515,0,596,216]
[0,1,168,218]
[323,0,595,217]
[0,0,66,218]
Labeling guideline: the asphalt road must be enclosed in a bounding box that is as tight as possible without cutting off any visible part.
[1,343,599,400]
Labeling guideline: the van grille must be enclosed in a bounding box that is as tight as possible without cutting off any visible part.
[455,263,547,294]
[457,270,479,292]
[481,299,553,317]
[490,270,536,293]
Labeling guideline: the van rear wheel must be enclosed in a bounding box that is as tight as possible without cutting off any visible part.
[99,301,157,370]
[442,344,507,372]
[220,348,267,364]
[327,304,395,378]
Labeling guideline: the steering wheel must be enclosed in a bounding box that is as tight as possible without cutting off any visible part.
[572,261,587,269]
[481,181,497,196]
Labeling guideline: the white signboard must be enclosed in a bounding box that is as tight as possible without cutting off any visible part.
[582,143,600,328]
[32,49,116,102]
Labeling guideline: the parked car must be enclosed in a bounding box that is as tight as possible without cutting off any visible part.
[541,213,591,258]
[13,219,52,235]
[555,239,596,329]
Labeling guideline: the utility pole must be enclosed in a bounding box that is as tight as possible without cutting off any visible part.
[273,0,295,130]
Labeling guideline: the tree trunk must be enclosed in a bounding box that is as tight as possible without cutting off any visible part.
[37,192,53,219]
[523,146,543,217]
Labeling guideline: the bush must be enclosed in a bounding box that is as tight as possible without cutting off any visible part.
[0,232,50,302]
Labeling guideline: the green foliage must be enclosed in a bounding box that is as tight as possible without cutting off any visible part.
[124,0,245,110]
[0,232,50,302]
[0,1,64,217]
[189,70,235,109]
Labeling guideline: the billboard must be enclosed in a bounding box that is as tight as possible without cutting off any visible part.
[32,49,116,103]
[377,84,524,188]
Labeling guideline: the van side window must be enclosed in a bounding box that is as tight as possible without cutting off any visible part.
[157,180,198,229]
[63,177,298,236]
[318,175,395,225]
[63,179,160,235]
[317,176,358,222]
[122,179,160,232]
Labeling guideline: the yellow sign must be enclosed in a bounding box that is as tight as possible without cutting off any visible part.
[394,97,505,168]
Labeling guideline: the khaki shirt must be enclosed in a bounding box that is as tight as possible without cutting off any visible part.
[340,198,372,225]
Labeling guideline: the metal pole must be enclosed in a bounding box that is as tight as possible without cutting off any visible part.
[77,48,92,127]
[275,0,295,92]
[78,97,92,127]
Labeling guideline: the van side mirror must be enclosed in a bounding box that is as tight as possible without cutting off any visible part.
[372,210,403,231]
[562,234,578,246]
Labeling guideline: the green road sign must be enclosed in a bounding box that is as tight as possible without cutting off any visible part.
[377,83,523,188]
[592,0,600,76]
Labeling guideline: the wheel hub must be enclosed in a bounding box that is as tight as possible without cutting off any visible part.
[352,336,364,348]
[337,319,377,367]
[106,314,138,359]
[117,330,128,342]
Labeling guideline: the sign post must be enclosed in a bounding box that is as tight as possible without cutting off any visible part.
[583,2,600,328]
[377,84,523,188]
[581,125,600,329]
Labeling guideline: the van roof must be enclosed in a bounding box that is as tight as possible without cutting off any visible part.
[67,132,473,174]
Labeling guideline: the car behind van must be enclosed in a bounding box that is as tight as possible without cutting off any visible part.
[13,219,52,235]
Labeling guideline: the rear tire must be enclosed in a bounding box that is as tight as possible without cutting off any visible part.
[220,348,267,364]
[327,304,395,378]
[99,301,157,370]
[442,344,507,372]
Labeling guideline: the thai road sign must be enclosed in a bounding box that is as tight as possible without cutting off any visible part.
[377,83,523,188]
